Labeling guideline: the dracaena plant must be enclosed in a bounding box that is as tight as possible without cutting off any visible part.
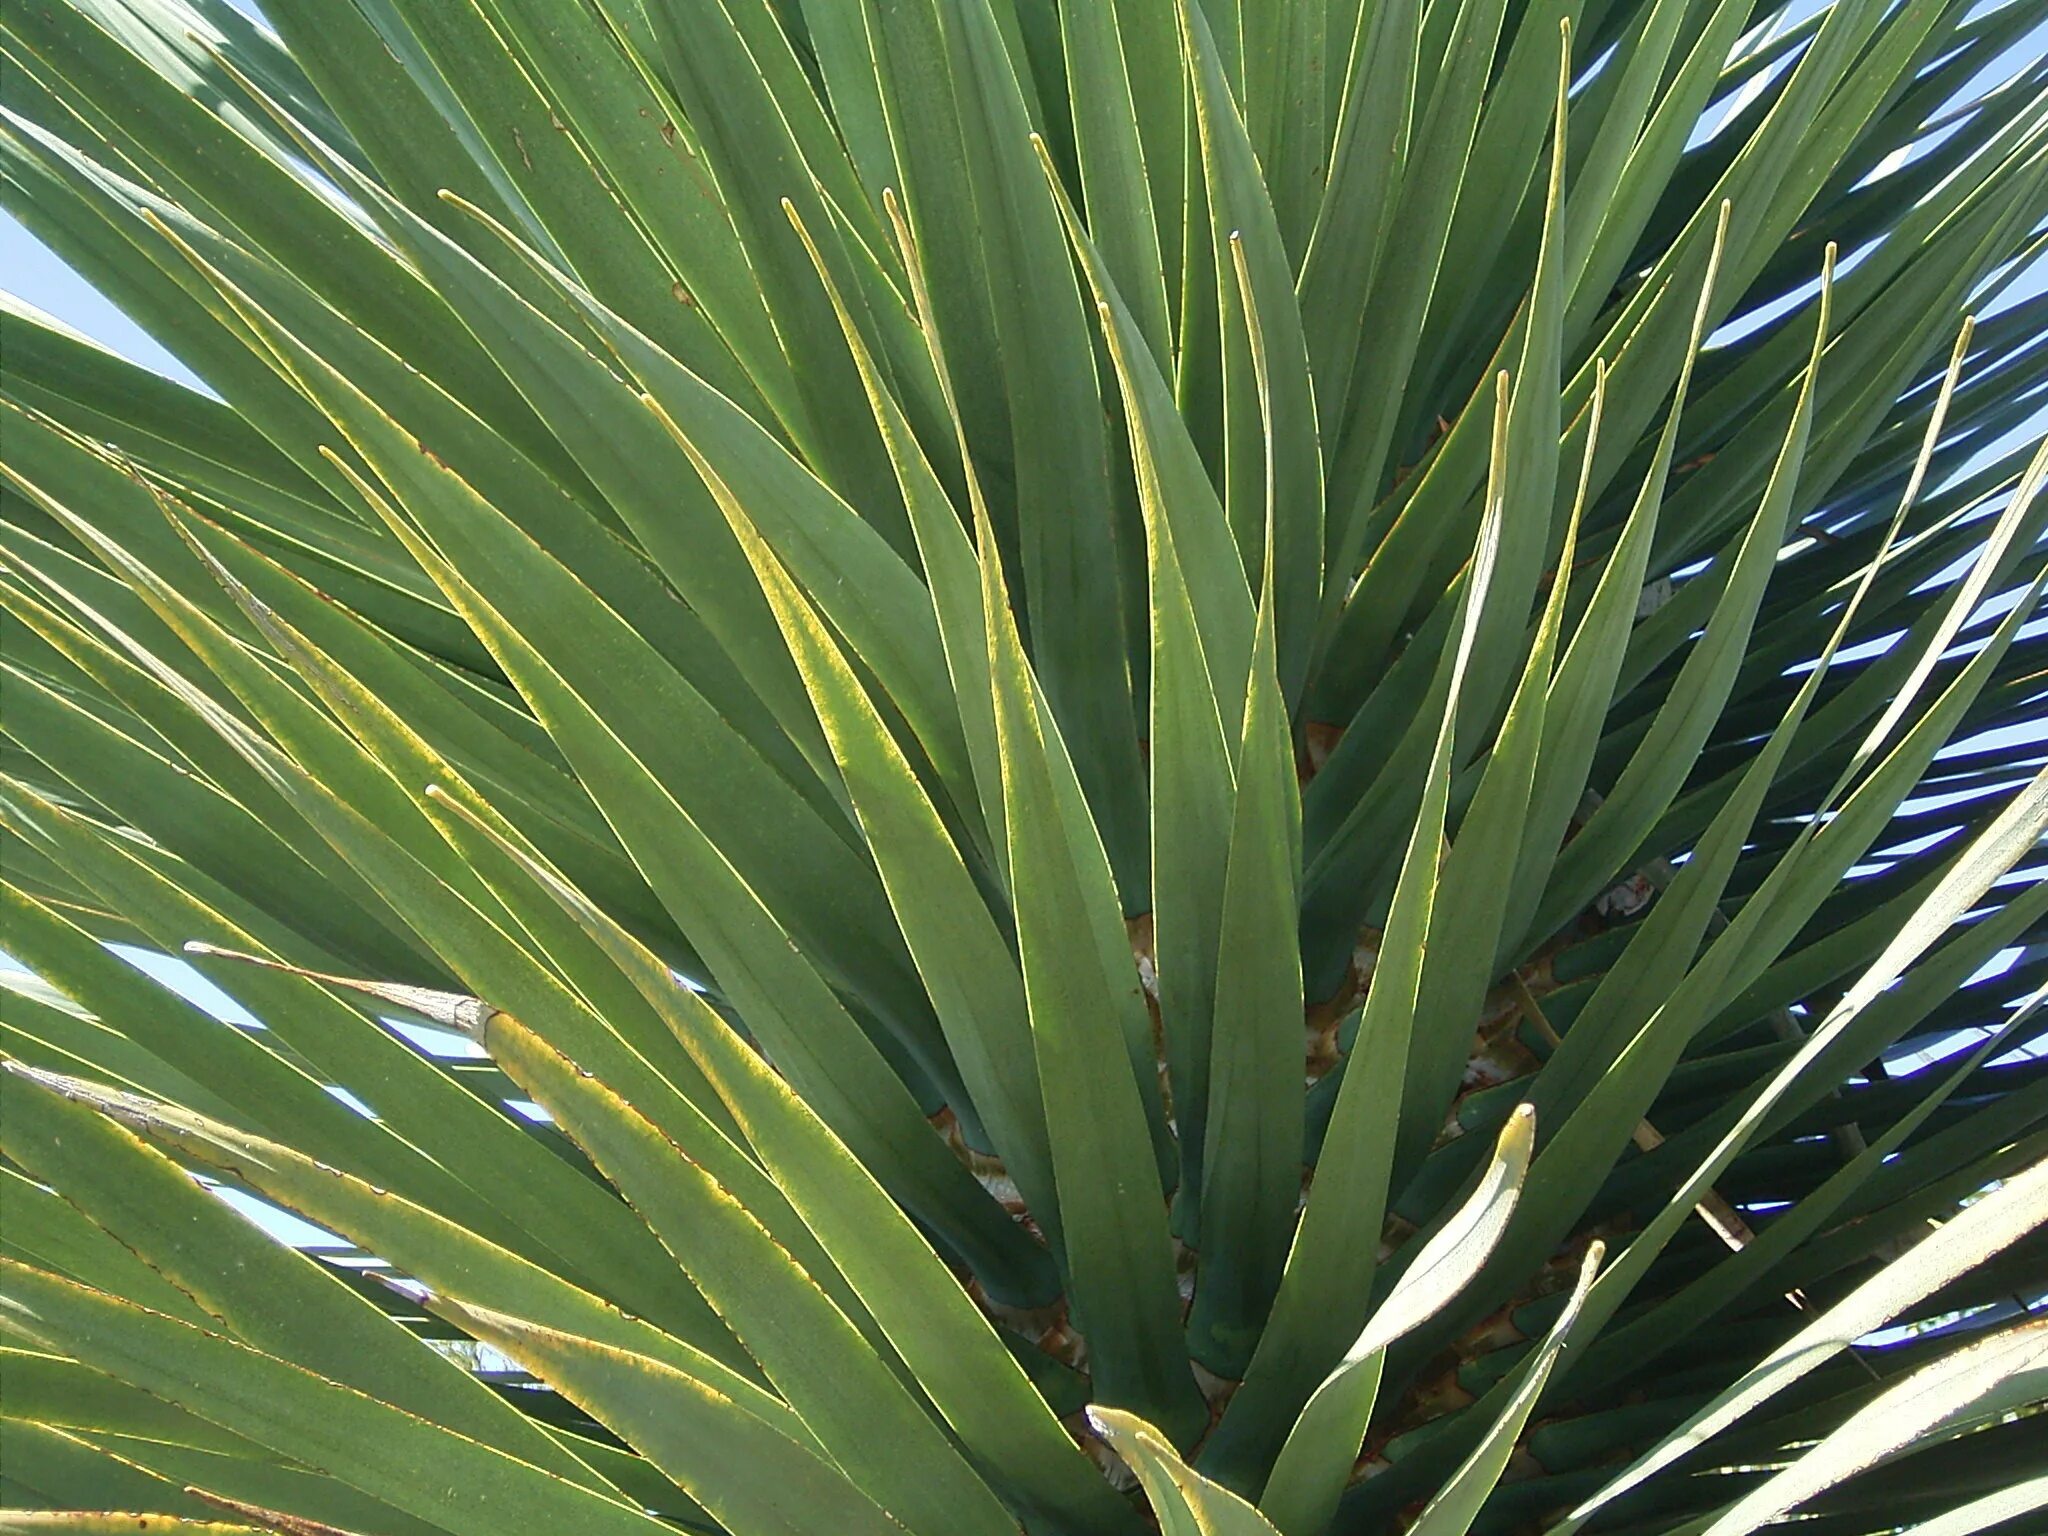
[2,0,2047,1532]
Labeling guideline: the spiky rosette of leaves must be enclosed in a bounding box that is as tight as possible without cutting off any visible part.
[1,1,2046,1534]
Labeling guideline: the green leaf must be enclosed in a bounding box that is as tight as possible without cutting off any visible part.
[151,245,1010,1189]
[1296,0,1416,439]
[463,1012,1022,1536]
[1572,969,2048,1396]
[11,1422,445,1535]
[779,192,1004,859]
[1034,129,1254,705]
[435,1300,915,1536]
[1559,787,2048,1529]
[8,5,2047,1533]
[388,525,1043,1292]
[1236,0,1325,257]
[1390,357,1589,1187]
[2,1340,262,1458]
[1561,0,1750,339]
[384,783,1139,1532]
[20,1063,807,1445]
[1532,245,1837,940]
[1205,387,1511,1482]
[1895,1474,2048,1536]
[1187,581,1306,1374]
[632,346,975,818]
[0,882,431,1212]
[982,512,1203,1441]
[722,505,1061,1254]
[0,300,394,605]
[0,1164,203,1328]
[1698,1319,2048,1536]
[635,0,908,526]
[0,1065,612,1493]
[1258,1104,1535,1536]
[1036,127,1255,1234]
[1,768,652,1280]
[0,1262,673,1536]
[364,186,837,793]
[1493,206,1729,966]
[1090,1405,1285,1536]
[1320,0,1510,588]
[1402,1240,1602,1536]
[169,506,680,963]
[254,0,538,272]
[1486,518,2048,1369]
[1181,0,1324,699]
[0,1516,337,1535]
[1,0,537,446]
[896,0,1150,898]
[1443,29,1570,753]
[1059,0,1175,369]
[354,0,783,423]
[0,1421,219,1524]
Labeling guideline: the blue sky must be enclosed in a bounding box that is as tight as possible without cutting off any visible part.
[5,209,201,386]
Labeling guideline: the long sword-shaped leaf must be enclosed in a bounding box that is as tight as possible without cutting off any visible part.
[721,507,1061,1252]
[12,1063,807,1446]
[1444,29,1569,752]
[1699,1319,2048,1536]
[1390,355,1591,1186]
[417,782,1142,1533]
[1574,974,2048,1393]
[1203,385,1514,1483]
[1296,0,1416,435]
[1495,204,1726,965]
[982,503,1203,1441]
[0,1067,612,1493]
[1531,247,1838,940]
[1484,513,2048,1359]
[0,1263,672,1536]
[1,0,539,448]
[1402,1241,1603,1536]
[1896,1474,2048,1536]
[358,0,785,425]
[158,241,1004,1163]
[0,883,448,1222]
[777,191,1003,861]
[331,182,832,791]
[636,0,907,524]
[1560,798,2048,1529]
[930,0,1150,899]
[1180,0,1324,700]
[1188,575,1305,1374]
[1036,134,1249,1223]
[1091,1406,1285,1536]
[1058,0,1174,370]
[352,493,1044,1296]
[1319,0,1510,593]
[1257,1103,1535,1536]
[390,1298,912,1536]
[463,1013,1021,1536]
[0,1165,208,1328]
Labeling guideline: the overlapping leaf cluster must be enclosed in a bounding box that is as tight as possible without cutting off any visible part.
[1,1,2045,1533]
